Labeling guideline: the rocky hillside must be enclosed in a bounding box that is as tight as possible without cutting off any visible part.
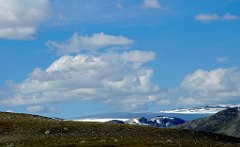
[175,107,240,138]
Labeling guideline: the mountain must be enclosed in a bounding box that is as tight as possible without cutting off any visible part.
[108,120,125,124]
[175,107,240,138]
[73,112,210,121]
[151,116,186,127]
[88,116,186,128]
[126,117,150,125]
[0,111,239,146]
[125,116,186,127]
[160,104,240,114]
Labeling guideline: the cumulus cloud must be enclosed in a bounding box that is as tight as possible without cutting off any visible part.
[178,68,240,105]
[47,32,134,55]
[1,50,161,110]
[1,33,161,111]
[143,0,161,9]
[0,0,51,39]
[195,13,239,22]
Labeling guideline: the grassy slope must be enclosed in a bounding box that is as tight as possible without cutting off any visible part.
[217,115,240,137]
[0,112,239,146]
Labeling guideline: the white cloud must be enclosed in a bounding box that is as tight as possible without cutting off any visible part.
[195,13,239,22]
[143,0,161,9]
[157,99,171,105]
[116,3,125,10]
[2,50,161,110]
[179,68,240,105]
[175,97,205,106]
[223,13,239,20]
[121,50,155,63]
[47,32,134,55]
[195,14,219,22]
[217,57,229,63]
[0,0,50,39]
[0,89,6,95]
[26,105,45,113]
[51,0,164,26]
[26,105,59,113]
[47,107,60,113]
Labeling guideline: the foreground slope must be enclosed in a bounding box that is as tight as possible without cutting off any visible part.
[0,112,239,146]
[175,107,240,138]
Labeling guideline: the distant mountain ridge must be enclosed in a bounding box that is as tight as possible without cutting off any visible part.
[73,112,210,121]
[110,116,186,128]
[175,107,240,138]
[160,104,240,114]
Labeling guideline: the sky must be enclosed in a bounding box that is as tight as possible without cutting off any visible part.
[0,0,240,118]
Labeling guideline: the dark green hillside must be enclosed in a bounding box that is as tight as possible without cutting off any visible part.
[0,112,239,146]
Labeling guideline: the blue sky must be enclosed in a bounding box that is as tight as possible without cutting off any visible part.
[0,0,240,118]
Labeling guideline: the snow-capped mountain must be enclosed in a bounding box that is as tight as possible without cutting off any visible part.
[126,117,149,126]
[72,116,186,128]
[125,116,186,127]
[160,104,240,114]
[70,112,210,122]
[150,116,186,127]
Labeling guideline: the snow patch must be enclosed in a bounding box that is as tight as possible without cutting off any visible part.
[70,118,129,122]
[160,104,240,114]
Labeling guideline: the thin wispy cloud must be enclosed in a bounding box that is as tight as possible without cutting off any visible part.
[143,0,161,9]
[223,13,239,20]
[47,32,134,55]
[50,0,165,26]
[26,105,59,113]
[116,3,125,10]
[26,105,46,113]
[195,13,239,22]
[217,57,229,63]
[195,14,219,22]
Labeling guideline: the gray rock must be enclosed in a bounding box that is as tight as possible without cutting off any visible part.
[45,130,51,135]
